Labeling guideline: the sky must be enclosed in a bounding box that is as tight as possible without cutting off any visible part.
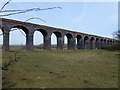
[0,1,118,45]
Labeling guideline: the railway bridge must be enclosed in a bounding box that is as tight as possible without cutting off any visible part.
[0,18,117,51]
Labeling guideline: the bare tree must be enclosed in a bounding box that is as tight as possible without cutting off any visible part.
[0,0,61,18]
[0,0,62,36]
[113,30,120,40]
[1,0,62,71]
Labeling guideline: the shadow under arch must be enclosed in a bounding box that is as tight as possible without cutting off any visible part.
[103,39,107,46]
[12,25,29,34]
[65,33,74,50]
[96,38,100,49]
[76,35,83,49]
[51,31,63,50]
[90,37,95,49]
[84,36,90,50]
[100,38,104,48]
[109,40,113,46]
[36,29,48,37]
[106,39,110,45]
[35,29,50,50]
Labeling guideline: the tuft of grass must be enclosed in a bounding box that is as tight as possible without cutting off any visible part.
[2,48,119,88]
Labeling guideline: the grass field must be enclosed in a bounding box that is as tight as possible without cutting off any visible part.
[2,48,119,88]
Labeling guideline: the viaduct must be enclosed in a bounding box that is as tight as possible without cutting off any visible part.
[0,18,117,51]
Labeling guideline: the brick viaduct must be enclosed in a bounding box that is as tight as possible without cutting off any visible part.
[0,18,117,51]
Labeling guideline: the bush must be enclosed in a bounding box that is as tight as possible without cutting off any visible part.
[35,44,44,49]
[101,44,120,51]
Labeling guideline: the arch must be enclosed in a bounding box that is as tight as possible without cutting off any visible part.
[9,27,26,50]
[33,31,43,49]
[35,29,49,50]
[64,36,67,49]
[109,40,112,46]
[76,35,83,49]
[103,39,107,46]
[66,33,73,38]
[53,31,62,38]
[96,38,100,49]
[51,33,57,49]
[90,37,95,49]
[12,25,29,34]
[9,25,29,50]
[84,36,90,50]
[65,33,74,49]
[100,38,104,48]
[112,40,115,45]
[36,29,48,37]
[51,31,63,50]
[107,40,110,45]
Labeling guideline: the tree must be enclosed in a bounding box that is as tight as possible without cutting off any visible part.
[0,0,61,35]
[0,0,61,21]
[113,30,120,40]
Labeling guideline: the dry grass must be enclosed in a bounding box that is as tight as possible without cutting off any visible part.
[2,48,119,88]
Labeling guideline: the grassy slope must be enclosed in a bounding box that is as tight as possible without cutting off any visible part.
[2,48,119,88]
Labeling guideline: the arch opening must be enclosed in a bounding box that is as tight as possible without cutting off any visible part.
[10,26,28,50]
[12,25,29,34]
[96,38,99,49]
[100,39,104,48]
[64,36,67,49]
[35,29,49,50]
[107,40,110,45]
[33,31,43,49]
[84,36,89,50]
[76,35,83,49]
[104,39,107,46]
[51,31,63,50]
[65,33,73,49]
[90,37,95,49]
[109,40,112,45]
[51,33,57,49]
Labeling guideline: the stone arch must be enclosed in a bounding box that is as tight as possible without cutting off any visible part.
[36,29,48,37]
[53,31,62,37]
[33,31,43,48]
[90,37,95,49]
[103,39,107,46]
[76,35,83,49]
[84,36,90,50]
[52,31,63,50]
[65,33,74,50]
[100,38,104,48]
[109,40,112,45]
[12,25,29,34]
[10,25,29,50]
[10,26,28,44]
[112,40,115,45]
[35,29,50,50]
[96,38,100,49]
[108,40,110,45]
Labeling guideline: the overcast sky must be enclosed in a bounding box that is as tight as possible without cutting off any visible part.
[0,1,118,45]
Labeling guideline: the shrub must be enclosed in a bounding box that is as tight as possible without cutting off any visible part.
[35,44,44,49]
[101,44,120,51]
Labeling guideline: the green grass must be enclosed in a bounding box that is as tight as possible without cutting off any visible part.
[2,48,119,88]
